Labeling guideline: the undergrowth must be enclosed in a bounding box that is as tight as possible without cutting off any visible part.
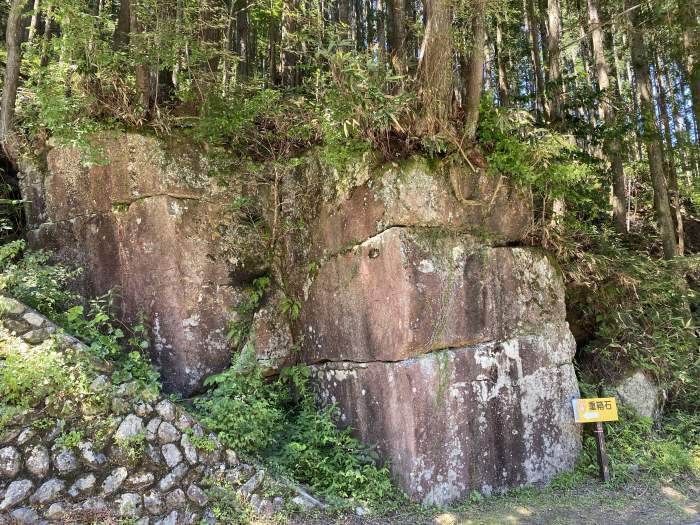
[0,239,159,392]
[195,345,401,511]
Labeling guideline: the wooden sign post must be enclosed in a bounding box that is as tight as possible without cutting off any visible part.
[572,397,618,482]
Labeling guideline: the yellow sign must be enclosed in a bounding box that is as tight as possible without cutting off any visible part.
[572,398,618,423]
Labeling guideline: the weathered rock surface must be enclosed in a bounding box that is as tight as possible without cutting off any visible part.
[615,370,665,420]
[313,323,579,504]
[310,159,531,258]
[20,135,237,394]
[295,161,580,504]
[19,135,581,506]
[298,228,565,364]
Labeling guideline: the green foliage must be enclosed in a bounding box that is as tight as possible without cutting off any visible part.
[202,480,254,525]
[195,345,401,508]
[576,406,699,483]
[114,432,147,461]
[0,339,71,408]
[0,247,159,392]
[477,98,609,225]
[279,296,301,320]
[313,50,416,158]
[184,429,218,453]
[63,295,159,389]
[56,430,83,449]
[562,228,700,411]
[0,335,98,431]
[0,241,82,317]
[226,276,271,347]
[196,344,286,454]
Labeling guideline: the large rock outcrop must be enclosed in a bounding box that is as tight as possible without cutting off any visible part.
[20,135,239,393]
[21,136,581,505]
[295,165,580,504]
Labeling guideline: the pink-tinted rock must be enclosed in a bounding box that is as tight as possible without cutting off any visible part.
[21,135,237,394]
[311,159,531,258]
[297,227,565,363]
[249,291,294,375]
[313,322,580,505]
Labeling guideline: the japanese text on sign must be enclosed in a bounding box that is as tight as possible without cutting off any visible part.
[572,397,618,423]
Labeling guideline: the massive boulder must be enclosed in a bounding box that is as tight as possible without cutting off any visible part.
[21,135,581,504]
[20,135,239,393]
[296,160,581,504]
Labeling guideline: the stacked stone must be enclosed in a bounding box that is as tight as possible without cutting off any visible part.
[0,298,302,524]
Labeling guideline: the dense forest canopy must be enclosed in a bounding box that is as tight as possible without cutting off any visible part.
[0,0,698,260]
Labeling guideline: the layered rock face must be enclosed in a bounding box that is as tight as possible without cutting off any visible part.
[20,135,238,393]
[296,159,581,504]
[22,136,581,505]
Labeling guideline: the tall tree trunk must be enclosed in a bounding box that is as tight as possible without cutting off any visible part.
[237,0,250,79]
[27,0,40,41]
[338,0,350,25]
[129,0,150,113]
[463,0,486,141]
[114,0,130,48]
[495,19,509,106]
[281,0,298,86]
[39,5,52,68]
[625,0,677,259]
[679,0,700,132]
[525,0,546,115]
[0,0,27,156]
[388,0,407,71]
[546,0,562,123]
[267,1,280,85]
[376,0,386,60]
[654,53,684,255]
[588,0,627,232]
[355,0,365,50]
[365,0,374,48]
[417,0,453,134]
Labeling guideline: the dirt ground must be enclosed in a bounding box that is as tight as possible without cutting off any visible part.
[280,479,700,525]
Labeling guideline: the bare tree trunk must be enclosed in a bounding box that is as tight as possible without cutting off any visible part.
[114,0,130,48]
[495,19,509,106]
[236,0,250,79]
[129,0,150,114]
[546,0,562,123]
[625,0,676,259]
[365,0,374,48]
[679,0,700,132]
[376,0,386,60]
[654,53,684,255]
[0,0,27,156]
[388,0,407,71]
[588,0,627,232]
[339,0,350,25]
[417,0,453,134]
[39,5,53,68]
[27,0,40,41]
[525,0,546,115]
[281,0,298,86]
[463,0,486,141]
[267,0,280,85]
[355,0,365,50]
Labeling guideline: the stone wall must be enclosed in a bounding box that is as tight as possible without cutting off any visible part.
[0,297,317,524]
